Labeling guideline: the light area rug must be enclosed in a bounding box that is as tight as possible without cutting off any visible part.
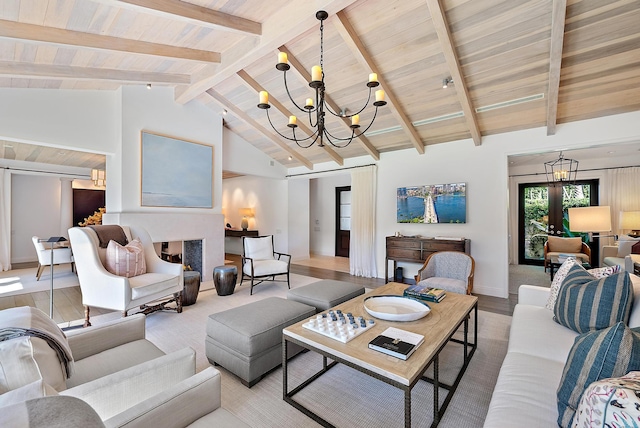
[0,266,79,298]
[70,274,511,428]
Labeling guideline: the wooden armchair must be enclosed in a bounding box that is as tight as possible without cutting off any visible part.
[543,236,591,271]
[414,251,475,295]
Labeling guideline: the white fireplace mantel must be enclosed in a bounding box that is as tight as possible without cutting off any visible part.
[102,212,224,290]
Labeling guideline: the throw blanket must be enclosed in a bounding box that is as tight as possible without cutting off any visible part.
[0,307,74,379]
[89,224,128,248]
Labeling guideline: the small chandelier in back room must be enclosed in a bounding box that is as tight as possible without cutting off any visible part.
[257,10,387,149]
[544,151,579,184]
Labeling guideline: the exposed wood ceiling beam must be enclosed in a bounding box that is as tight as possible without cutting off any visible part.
[279,47,380,161]
[0,19,220,63]
[425,0,482,146]
[206,89,314,170]
[175,0,360,104]
[96,0,261,35]
[334,11,425,154]
[0,61,190,85]
[546,0,568,136]
[236,70,344,166]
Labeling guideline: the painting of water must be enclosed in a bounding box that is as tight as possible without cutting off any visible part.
[397,183,466,223]
[141,132,213,208]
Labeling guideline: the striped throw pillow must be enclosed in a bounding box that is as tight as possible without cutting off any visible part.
[105,238,146,278]
[554,265,632,333]
[557,323,640,427]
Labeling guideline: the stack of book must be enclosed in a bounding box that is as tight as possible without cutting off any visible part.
[368,327,424,360]
[403,283,446,302]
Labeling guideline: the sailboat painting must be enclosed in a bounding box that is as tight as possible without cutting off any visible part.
[397,183,466,224]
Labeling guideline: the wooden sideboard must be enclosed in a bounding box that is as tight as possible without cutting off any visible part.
[385,236,470,283]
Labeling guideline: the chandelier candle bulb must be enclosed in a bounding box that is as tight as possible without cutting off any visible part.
[305,98,314,108]
[351,114,360,126]
[375,90,385,102]
[289,116,297,126]
[311,65,322,82]
[369,73,378,83]
[278,52,288,64]
[259,91,269,105]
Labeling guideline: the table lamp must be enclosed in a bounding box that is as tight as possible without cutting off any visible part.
[239,208,254,231]
[568,206,612,241]
[620,211,640,238]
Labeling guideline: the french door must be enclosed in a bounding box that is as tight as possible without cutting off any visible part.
[518,180,599,265]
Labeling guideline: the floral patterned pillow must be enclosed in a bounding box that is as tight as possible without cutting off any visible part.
[572,371,640,428]
[545,257,580,310]
[587,265,622,279]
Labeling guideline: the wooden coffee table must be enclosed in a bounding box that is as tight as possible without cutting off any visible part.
[282,282,478,427]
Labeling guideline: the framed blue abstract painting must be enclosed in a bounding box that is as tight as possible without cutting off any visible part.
[141,131,213,208]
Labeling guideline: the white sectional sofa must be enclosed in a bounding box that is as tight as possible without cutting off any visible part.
[484,272,640,427]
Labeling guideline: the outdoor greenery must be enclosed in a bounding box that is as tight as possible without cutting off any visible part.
[523,184,591,259]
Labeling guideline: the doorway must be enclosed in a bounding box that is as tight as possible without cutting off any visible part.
[518,179,599,265]
[335,186,351,257]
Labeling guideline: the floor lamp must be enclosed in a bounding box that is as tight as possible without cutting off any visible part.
[46,236,68,318]
[568,206,613,267]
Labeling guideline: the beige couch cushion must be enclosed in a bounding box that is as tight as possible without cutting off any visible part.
[547,236,583,253]
[0,336,67,392]
[0,379,58,408]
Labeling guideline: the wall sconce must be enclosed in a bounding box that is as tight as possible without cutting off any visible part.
[91,169,106,187]
[620,211,640,237]
[239,208,254,231]
[568,206,612,241]
[544,151,579,184]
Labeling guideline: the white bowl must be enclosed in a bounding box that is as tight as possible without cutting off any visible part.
[363,295,431,322]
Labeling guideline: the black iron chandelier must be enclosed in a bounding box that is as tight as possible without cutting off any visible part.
[257,10,387,148]
[544,151,579,184]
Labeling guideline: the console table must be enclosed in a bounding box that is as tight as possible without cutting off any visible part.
[224,229,259,238]
[385,236,470,283]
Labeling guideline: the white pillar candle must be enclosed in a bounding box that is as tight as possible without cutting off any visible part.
[289,116,297,125]
[305,98,314,108]
[311,65,322,82]
[259,91,268,104]
[369,73,378,83]
[352,114,360,126]
[278,52,288,64]
[375,90,385,102]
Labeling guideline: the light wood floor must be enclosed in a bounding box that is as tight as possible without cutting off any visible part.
[0,255,516,324]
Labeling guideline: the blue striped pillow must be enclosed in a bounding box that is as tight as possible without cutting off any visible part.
[557,322,640,427]
[553,265,632,333]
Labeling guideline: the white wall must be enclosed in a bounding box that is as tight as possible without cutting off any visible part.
[11,175,61,263]
[289,110,640,298]
[0,89,119,154]
[223,128,287,179]
[288,178,310,260]
[221,175,289,254]
[113,86,223,213]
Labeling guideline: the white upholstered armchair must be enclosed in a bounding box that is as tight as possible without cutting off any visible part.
[414,251,475,295]
[68,225,183,326]
[240,235,291,295]
[31,236,74,281]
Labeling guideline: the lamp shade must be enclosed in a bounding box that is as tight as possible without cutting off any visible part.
[239,208,254,217]
[568,206,612,232]
[620,211,640,230]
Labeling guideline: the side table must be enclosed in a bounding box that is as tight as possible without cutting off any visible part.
[213,265,237,296]
[182,271,201,306]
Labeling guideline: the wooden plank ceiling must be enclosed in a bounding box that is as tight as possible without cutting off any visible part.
[0,0,638,170]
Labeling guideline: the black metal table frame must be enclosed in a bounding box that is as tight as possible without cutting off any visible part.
[283,302,478,428]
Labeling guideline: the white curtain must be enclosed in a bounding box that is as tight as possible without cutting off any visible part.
[0,169,11,271]
[606,167,640,234]
[349,165,377,277]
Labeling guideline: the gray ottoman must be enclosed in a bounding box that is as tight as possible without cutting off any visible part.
[205,297,315,387]
[287,279,365,312]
